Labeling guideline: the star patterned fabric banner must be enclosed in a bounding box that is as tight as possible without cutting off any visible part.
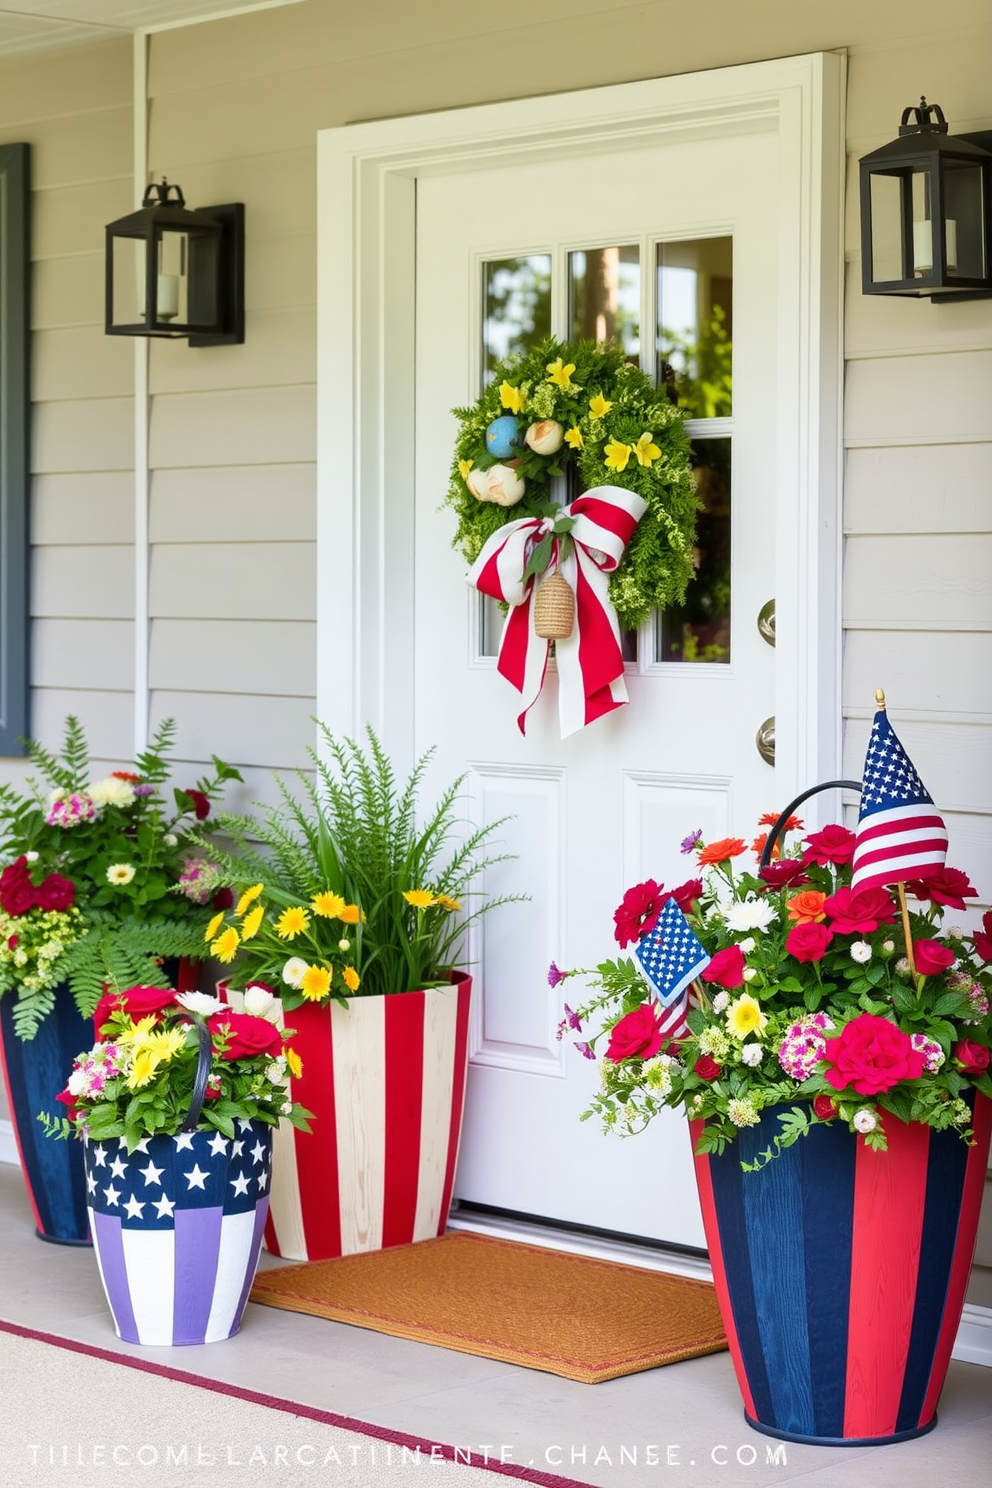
[851,710,949,893]
[634,896,710,1041]
[85,1120,271,1346]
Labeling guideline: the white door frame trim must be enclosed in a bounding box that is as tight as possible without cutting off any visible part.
[316,52,845,800]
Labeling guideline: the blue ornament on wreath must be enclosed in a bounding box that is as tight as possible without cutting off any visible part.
[485,416,525,460]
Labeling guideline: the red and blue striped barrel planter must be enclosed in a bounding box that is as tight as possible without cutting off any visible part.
[86,1120,272,1345]
[260,974,472,1261]
[0,983,91,1244]
[693,1095,992,1446]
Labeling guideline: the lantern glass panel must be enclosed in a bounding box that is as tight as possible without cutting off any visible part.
[910,169,935,275]
[156,230,189,324]
[110,236,147,329]
[867,171,906,284]
[943,162,986,279]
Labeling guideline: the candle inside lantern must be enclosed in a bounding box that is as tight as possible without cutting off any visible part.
[157,274,180,320]
[913,218,957,276]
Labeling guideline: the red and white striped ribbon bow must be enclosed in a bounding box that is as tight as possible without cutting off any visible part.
[467,486,647,737]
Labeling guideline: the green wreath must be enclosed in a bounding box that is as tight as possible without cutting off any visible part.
[446,337,699,631]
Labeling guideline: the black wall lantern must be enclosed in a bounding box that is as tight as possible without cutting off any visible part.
[859,98,992,300]
[105,180,245,344]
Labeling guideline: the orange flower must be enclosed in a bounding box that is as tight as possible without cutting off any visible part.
[697,837,747,867]
[786,890,828,924]
[751,833,781,860]
[758,811,804,832]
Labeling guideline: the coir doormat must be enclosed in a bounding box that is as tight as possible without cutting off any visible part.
[249,1230,727,1383]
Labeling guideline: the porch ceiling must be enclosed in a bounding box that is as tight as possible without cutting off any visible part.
[0,0,308,59]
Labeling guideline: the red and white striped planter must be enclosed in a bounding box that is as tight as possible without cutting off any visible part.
[247,974,472,1261]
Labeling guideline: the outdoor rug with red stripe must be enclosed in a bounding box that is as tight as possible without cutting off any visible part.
[249,1231,727,1383]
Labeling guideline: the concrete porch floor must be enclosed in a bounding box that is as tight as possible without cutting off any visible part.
[0,1161,990,1488]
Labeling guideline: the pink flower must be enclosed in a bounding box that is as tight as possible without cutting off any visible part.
[613,880,667,948]
[913,939,956,976]
[822,885,897,935]
[785,922,833,963]
[907,867,978,911]
[823,1014,924,1095]
[802,824,856,867]
[694,1054,722,1080]
[670,878,703,913]
[971,910,992,964]
[813,1094,836,1121]
[757,859,811,889]
[547,962,567,988]
[701,945,746,989]
[953,1039,990,1075]
[605,1003,665,1061]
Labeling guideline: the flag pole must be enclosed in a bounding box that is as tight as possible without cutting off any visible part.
[692,978,711,1012]
[876,686,918,976]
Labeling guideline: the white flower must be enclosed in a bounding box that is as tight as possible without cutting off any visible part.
[243,984,281,1022]
[711,991,730,1013]
[742,966,757,982]
[176,990,225,1017]
[740,1043,764,1067]
[164,833,178,847]
[738,936,756,955]
[106,863,136,885]
[266,1059,287,1083]
[724,896,778,932]
[282,957,307,989]
[24,850,39,863]
[850,941,872,964]
[338,938,351,952]
[853,1109,877,1134]
[280,1100,294,1115]
[88,775,135,808]
[895,957,911,976]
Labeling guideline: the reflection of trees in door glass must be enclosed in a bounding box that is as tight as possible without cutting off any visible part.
[657,438,731,664]
[657,238,732,420]
[568,246,640,359]
[482,256,552,379]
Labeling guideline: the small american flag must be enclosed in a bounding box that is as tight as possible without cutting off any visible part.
[634,896,710,1041]
[851,709,948,893]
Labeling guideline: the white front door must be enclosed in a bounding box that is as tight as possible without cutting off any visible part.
[317,54,843,1254]
[414,132,779,1248]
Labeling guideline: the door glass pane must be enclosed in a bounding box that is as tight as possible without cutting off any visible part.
[568,245,640,358]
[656,437,731,663]
[482,255,552,379]
[657,238,733,418]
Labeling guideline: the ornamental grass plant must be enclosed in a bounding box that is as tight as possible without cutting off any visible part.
[0,718,242,1037]
[558,816,992,1168]
[200,724,520,1007]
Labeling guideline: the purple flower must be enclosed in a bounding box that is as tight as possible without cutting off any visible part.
[133,782,156,797]
[574,1041,596,1060]
[547,961,567,988]
[680,829,702,855]
[563,1002,582,1031]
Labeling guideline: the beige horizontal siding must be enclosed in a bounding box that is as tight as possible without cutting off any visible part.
[149,543,315,621]
[148,307,315,395]
[151,691,316,771]
[844,633,992,722]
[32,619,134,692]
[845,445,992,535]
[32,472,135,545]
[149,619,315,696]
[149,465,313,544]
[148,386,315,468]
[31,253,107,332]
[33,397,133,474]
[32,545,134,619]
[843,535,992,630]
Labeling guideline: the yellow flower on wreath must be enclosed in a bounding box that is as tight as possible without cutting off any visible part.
[276,906,309,939]
[725,993,768,1041]
[403,889,436,909]
[240,904,264,941]
[300,964,332,1002]
[458,458,473,483]
[546,357,577,392]
[235,883,264,917]
[634,431,661,467]
[588,392,612,420]
[604,438,633,473]
[499,381,524,414]
[211,927,240,964]
[312,890,347,919]
[564,426,584,450]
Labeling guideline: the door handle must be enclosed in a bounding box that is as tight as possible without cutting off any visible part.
[756,717,775,765]
[757,599,775,647]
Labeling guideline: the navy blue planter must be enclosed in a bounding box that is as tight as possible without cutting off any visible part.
[693,1096,992,1446]
[0,982,91,1244]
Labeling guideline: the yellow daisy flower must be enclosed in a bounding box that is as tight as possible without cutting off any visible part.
[499,381,523,413]
[564,426,584,449]
[403,889,436,909]
[604,438,633,472]
[725,994,768,1041]
[546,357,577,391]
[211,927,241,964]
[634,431,661,467]
[588,392,612,419]
[342,966,360,993]
[204,910,225,943]
[338,903,363,924]
[235,883,264,916]
[285,1046,303,1079]
[300,964,331,1002]
[106,863,136,885]
[276,906,310,940]
[435,894,461,912]
[312,890,347,919]
[240,904,264,941]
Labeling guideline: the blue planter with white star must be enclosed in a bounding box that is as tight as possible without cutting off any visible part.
[85,1119,273,1345]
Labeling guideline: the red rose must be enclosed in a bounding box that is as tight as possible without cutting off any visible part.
[209,1010,284,1061]
[55,1088,82,1121]
[605,1003,665,1062]
[694,1054,722,1081]
[953,1039,990,1076]
[0,857,36,917]
[701,944,746,989]
[757,859,811,889]
[34,872,76,912]
[823,1014,925,1095]
[913,939,956,976]
[670,878,703,913]
[94,984,178,1034]
[974,911,992,964]
[212,887,234,911]
[823,885,896,935]
[802,824,856,867]
[785,922,834,963]
[907,868,977,912]
[7,934,18,950]
[183,788,211,821]
[613,880,667,948]
[812,1094,836,1121]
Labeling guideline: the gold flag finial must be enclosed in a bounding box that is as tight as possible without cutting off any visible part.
[875,688,886,711]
